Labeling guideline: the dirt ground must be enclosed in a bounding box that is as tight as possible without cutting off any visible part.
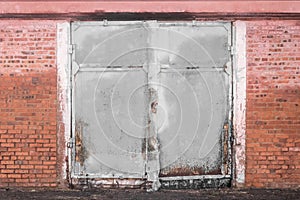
[0,188,300,200]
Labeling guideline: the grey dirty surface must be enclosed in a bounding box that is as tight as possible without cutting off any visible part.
[71,21,231,182]
[0,188,300,200]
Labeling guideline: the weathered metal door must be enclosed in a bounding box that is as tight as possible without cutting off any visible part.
[70,21,232,189]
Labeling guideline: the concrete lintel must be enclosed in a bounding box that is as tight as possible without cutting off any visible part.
[1,1,300,14]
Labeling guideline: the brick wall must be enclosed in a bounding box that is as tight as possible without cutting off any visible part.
[246,21,300,188]
[0,21,58,187]
[0,19,299,189]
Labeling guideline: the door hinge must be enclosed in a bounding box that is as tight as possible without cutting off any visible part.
[229,45,235,56]
[67,138,74,148]
[68,44,75,54]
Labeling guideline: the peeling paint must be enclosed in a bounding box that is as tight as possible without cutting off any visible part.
[160,177,231,189]
[151,100,158,114]
[233,21,246,186]
[57,22,71,186]
[160,166,221,177]
[146,64,161,191]
[75,178,147,189]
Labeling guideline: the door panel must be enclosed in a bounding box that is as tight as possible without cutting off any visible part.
[72,22,148,67]
[72,22,149,178]
[158,70,229,176]
[151,24,230,68]
[73,70,148,177]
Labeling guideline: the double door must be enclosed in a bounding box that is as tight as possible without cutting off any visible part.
[70,21,232,183]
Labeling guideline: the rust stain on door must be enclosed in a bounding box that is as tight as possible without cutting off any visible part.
[223,123,229,175]
[160,167,221,177]
[75,119,88,165]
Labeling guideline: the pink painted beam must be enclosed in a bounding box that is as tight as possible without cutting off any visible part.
[0,1,300,14]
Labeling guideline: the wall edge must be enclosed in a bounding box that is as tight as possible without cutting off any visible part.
[233,20,247,187]
[57,21,71,187]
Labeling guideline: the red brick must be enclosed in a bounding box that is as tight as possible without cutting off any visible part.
[1,143,14,148]
[20,165,34,169]
[1,169,14,174]
[16,179,30,183]
[15,170,29,174]
[8,174,22,179]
